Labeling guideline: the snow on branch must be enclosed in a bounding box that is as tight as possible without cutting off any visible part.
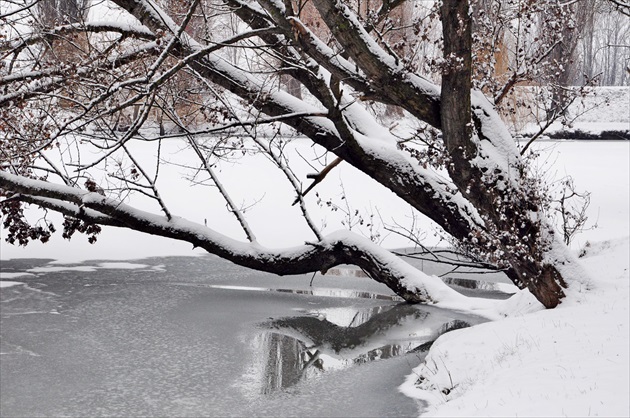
[2,21,156,59]
[8,194,123,227]
[284,17,372,93]
[470,91,522,187]
[0,170,476,305]
[304,0,523,177]
[311,0,399,73]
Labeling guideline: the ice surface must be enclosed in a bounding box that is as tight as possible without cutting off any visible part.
[1,255,488,417]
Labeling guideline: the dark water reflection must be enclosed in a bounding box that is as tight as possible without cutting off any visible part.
[0,256,490,417]
[254,301,473,394]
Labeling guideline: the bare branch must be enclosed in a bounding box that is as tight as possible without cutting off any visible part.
[292,157,342,206]
[185,131,258,242]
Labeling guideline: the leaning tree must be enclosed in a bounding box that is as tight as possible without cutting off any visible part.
[0,0,590,308]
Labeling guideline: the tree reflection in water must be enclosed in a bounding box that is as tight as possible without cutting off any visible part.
[251,303,472,394]
[257,333,321,394]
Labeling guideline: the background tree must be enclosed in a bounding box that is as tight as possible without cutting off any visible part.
[541,0,597,118]
[0,0,593,309]
[37,0,91,26]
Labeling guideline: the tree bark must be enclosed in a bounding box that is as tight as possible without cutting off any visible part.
[439,0,566,307]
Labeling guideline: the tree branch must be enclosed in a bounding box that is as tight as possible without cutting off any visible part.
[292,157,342,206]
[0,170,470,304]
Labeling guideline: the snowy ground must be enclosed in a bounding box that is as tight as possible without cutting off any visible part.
[400,236,629,417]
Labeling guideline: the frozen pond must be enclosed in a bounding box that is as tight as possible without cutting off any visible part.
[0,255,501,417]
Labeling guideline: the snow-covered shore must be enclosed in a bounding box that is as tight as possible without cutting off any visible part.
[400,237,629,417]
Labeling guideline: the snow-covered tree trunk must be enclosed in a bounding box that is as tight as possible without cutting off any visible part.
[439,0,571,307]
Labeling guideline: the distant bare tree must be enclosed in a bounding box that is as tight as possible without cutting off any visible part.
[542,0,599,118]
[37,0,91,26]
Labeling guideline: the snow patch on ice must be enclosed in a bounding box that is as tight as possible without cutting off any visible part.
[19,262,150,274]
[0,272,35,279]
[0,281,26,288]
[97,262,149,269]
[27,266,98,273]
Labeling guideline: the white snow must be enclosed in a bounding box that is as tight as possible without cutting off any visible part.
[514,86,629,138]
[209,284,270,292]
[1,2,628,414]
[400,237,629,417]
[2,262,149,274]
[0,272,35,279]
[27,266,98,273]
[97,262,149,269]
[531,141,629,249]
[470,90,524,191]
[0,281,26,288]
[1,144,627,418]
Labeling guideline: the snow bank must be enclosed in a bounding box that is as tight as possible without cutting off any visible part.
[401,236,630,417]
